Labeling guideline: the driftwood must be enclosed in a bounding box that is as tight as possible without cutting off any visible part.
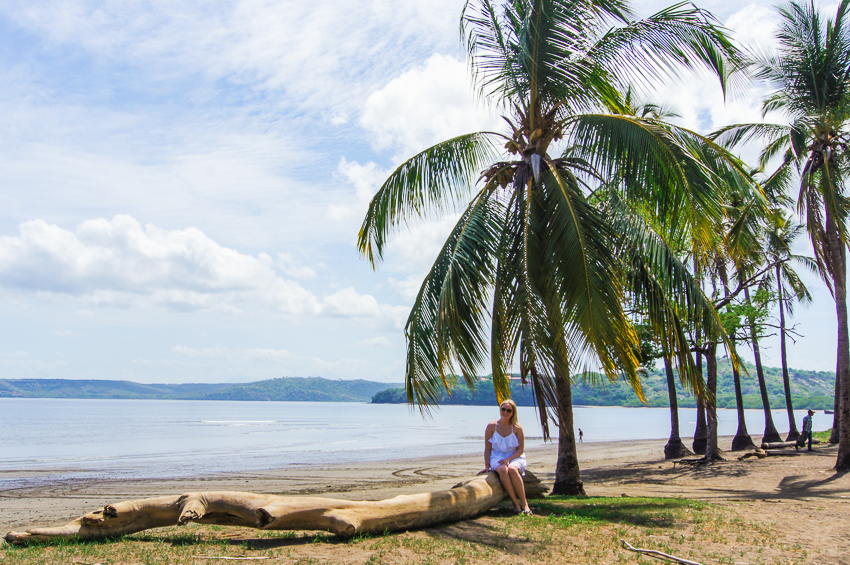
[5,471,546,545]
[737,448,768,460]
[761,439,821,450]
[620,539,703,565]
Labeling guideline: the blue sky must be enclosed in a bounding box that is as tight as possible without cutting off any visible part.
[0,0,839,384]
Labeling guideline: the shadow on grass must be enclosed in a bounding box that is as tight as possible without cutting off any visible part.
[532,496,702,529]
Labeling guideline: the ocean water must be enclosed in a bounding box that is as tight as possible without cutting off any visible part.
[0,398,829,485]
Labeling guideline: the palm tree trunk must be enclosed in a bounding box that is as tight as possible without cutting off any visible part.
[717,261,758,448]
[777,268,799,441]
[744,287,782,443]
[830,374,840,444]
[552,372,585,495]
[731,361,756,450]
[777,269,799,440]
[827,209,850,470]
[663,353,692,459]
[692,344,708,455]
[704,342,722,461]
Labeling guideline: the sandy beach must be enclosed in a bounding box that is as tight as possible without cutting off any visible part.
[0,437,667,531]
[2,436,848,558]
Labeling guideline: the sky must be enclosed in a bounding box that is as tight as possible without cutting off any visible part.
[0,0,841,385]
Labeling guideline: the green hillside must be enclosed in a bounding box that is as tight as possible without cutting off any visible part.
[0,378,233,399]
[195,377,395,402]
[0,377,400,402]
[371,360,836,410]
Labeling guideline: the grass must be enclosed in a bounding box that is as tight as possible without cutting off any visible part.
[812,428,833,442]
[0,496,802,565]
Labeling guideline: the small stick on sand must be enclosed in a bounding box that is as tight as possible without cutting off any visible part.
[192,558,272,561]
[620,539,703,565]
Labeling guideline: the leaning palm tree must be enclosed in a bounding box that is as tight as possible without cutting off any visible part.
[359,0,746,493]
[714,0,850,470]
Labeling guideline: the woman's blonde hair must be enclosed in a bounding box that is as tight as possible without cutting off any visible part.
[500,399,518,426]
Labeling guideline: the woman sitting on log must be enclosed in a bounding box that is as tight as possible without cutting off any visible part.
[483,399,532,515]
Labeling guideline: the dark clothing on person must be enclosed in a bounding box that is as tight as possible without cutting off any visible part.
[802,413,813,451]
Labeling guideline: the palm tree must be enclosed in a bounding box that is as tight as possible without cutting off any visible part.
[359,0,745,493]
[763,210,814,440]
[713,256,758,453]
[744,285,781,443]
[715,0,850,470]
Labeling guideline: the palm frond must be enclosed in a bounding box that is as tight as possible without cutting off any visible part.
[710,123,790,151]
[404,187,502,408]
[587,2,745,96]
[568,114,758,248]
[358,132,500,266]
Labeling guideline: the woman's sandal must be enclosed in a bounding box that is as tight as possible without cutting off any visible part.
[520,509,533,516]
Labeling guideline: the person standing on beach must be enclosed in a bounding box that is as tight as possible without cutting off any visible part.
[483,399,532,515]
[578,428,583,443]
[801,410,814,451]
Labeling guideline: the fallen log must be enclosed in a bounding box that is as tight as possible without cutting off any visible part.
[5,471,546,545]
[737,448,767,460]
[761,439,821,450]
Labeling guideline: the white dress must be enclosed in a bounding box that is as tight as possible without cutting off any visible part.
[489,429,527,474]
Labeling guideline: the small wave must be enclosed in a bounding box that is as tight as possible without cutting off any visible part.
[201,420,276,425]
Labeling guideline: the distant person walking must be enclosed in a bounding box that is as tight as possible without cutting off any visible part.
[578,428,583,443]
[801,410,814,451]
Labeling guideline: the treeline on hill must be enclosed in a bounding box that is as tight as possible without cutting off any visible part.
[371,360,836,410]
[0,377,400,402]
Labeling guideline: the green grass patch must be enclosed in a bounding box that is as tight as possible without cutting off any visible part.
[535,495,705,528]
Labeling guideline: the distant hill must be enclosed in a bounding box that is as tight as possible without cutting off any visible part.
[0,377,401,402]
[371,360,836,410]
[195,377,396,402]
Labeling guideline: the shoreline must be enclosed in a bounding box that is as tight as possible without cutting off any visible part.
[0,436,744,532]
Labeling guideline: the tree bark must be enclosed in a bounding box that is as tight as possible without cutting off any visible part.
[552,372,585,495]
[777,267,799,442]
[731,362,756,451]
[826,208,850,470]
[744,287,782,443]
[663,353,693,459]
[692,347,707,455]
[5,472,547,545]
[703,343,722,461]
[830,372,840,444]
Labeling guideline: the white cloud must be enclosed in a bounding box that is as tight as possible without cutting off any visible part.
[172,345,295,360]
[360,53,500,157]
[276,252,317,280]
[245,347,295,359]
[337,158,389,203]
[2,0,465,114]
[728,3,781,54]
[330,158,392,224]
[0,216,404,325]
[388,274,425,302]
[322,287,408,329]
[0,215,319,314]
[385,215,460,273]
[358,336,392,347]
[172,345,231,358]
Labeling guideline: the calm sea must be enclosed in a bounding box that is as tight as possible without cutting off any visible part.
[0,398,829,486]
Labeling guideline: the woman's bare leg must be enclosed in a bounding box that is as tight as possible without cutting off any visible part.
[507,465,530,512]
[496,465,521,511]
